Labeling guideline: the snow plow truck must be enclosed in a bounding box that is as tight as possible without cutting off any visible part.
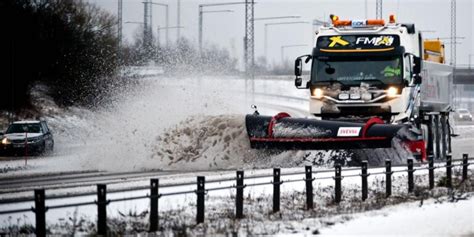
[246,14,453,163]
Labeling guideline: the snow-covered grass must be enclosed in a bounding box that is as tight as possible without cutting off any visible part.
[1,163,473,235]
[320,196,474,236]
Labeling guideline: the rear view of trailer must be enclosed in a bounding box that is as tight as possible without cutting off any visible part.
[420,61,453,113]
[419,61,453,161]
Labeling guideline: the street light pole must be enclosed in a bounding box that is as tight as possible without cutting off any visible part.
[264,21,310,60]
[157,26,185,46]
[199,5,203,52]
[150,2,169,45]
[251,16,301,61]
[125,21,146,45]
[198,9,234,53]
[198,2,248,54]
[117,0,122,48]
[177,0,181,40]
[281,44,308,63]
[253,16,300,21]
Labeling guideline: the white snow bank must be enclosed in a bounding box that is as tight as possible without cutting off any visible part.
[320,196,474,236]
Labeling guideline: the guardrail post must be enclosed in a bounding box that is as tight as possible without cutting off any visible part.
[305,166,313,210]
[434,114,441,160]
[462,154,469,182]
[361,161,368,201]
[97,184,107,236]
[149,179,159,232]
[426,114,434,158]
[236,170,244,218]
[34,189,46,237]
[408,159,414,193]
[196,176,205,224]
[273,168,280,213]
[334,164,342,203]
[428,155,435,189]
[385,159,392,197]
[446,155,452,188]
[441,113,447,160]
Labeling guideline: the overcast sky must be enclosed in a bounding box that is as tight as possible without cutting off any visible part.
[89,0,473,67]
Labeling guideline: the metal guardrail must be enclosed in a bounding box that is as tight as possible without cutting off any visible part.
[0,154,472,236]
[0,158,446,204]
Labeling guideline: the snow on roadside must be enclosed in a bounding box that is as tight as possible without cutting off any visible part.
[319,195,474,236]
[120,170,473,236]
[2,163,472,236]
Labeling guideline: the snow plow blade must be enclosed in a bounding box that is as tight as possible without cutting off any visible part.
[246,113,409,150]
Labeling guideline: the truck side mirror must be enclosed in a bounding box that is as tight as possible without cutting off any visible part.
[413,56,421,74]
[413,75,422,85]
[295,58,303,77]
[295,77,302,87]
[295,54,311,89]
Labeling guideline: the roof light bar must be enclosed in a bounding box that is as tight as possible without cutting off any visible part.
[329,14,388,27]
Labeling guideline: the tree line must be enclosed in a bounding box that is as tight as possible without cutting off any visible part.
[0,0,119,112]
[0,0,240,115]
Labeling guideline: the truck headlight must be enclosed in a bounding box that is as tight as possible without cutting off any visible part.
[311,88,324,99]
[1,138,11,145]
[386,87,398,98]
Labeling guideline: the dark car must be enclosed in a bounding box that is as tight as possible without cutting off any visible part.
[0,120,54,155]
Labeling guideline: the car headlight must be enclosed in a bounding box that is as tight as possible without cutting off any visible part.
[1,137,11,145]
[386,87,398,98]
[311,88,324,99]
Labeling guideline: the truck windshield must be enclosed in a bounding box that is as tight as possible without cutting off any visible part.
[312,56,403,86]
